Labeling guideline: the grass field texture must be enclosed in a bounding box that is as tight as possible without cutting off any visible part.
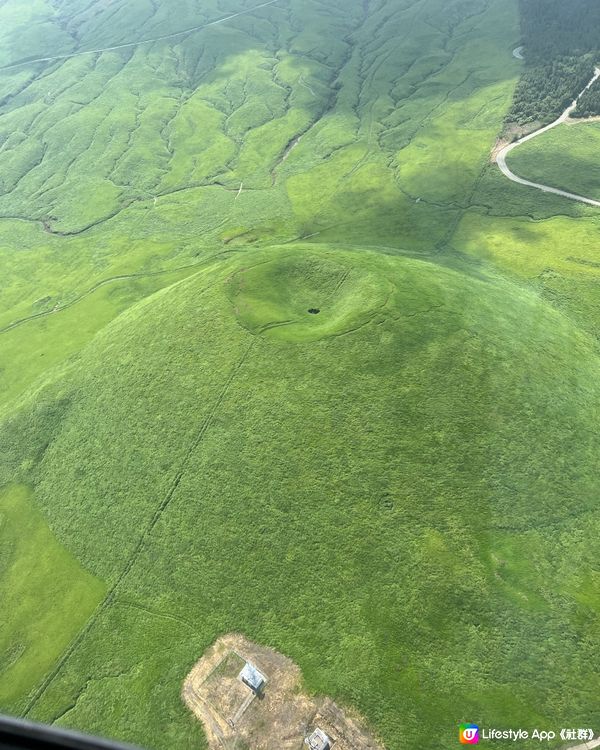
[5,246,600,750]
[506,121,600,200]
[0,484,105,708]
[2,0,600,749]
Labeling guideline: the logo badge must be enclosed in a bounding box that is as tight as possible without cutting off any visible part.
[459,724,480,744]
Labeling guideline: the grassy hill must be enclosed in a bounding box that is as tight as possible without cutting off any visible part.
[2,0,600,749]
[506,121,600,200]
[4,245,600,750]
[0,0,519,412]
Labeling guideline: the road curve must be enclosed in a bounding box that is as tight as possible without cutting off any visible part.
[565,738,600,750]
[495,66,600,207]
[0,0,282,71]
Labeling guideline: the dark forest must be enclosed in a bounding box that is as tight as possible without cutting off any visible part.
[508,0,600,124]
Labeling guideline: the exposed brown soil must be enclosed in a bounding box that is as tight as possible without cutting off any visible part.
[490,137,510,163]
[565,115,600,124]
[492,120,545,161]
[182,634,385,750]
[490,122,543,162]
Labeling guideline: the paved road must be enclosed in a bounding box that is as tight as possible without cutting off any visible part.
[0,0,282,71]
[495,67,600,207]
[566,738,600,750]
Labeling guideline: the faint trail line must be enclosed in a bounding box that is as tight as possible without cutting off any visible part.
[22,339,255,718]
[331,269,350,296]
[0,251,232,335]
[495,66,600,207]
[0,0,283,72]
[115,601,198,632]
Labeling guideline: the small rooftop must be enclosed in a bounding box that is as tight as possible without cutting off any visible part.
[238,662,266,693]
[306,727,331,750]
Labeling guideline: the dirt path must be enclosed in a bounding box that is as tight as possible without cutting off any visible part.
[513,46,524,60]
[495,66,600,207]
[0,0,282,72]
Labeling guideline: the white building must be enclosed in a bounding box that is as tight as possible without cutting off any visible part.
[305,727,331,750]
[238,662,266,693]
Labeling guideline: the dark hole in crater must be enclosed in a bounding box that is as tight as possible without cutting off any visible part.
[307,308,320,315]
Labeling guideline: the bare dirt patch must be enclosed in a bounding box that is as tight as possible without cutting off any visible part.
[565,115,600,125]
[492,121,545,160]
[182,634,385,750]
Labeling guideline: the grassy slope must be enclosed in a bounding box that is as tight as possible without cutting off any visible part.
[4,246,600,750]
[0,484,105,707]
[0,0,517,338]
[0,264,201,414]
[3,0,600,748]
[506,121,600,200]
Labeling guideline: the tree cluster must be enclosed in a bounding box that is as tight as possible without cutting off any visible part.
[507,0,600,125]
[509,56,595,124]
[520,0,600,60]
[573,86,600,117]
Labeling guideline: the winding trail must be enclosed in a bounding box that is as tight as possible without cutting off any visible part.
[0,264,198,335]
[495,67,600,207]
[0,247,237,336]
[0,0,282,72]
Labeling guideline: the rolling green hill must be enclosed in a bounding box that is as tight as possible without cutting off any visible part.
[2,0,600,749]
[4,246,600,750]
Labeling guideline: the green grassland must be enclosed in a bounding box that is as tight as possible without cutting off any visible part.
[2,0,600,749]
[5,246,600,750]
[506,121,600,201]
[0,484,105,708]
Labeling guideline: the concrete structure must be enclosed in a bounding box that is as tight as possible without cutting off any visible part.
[238,662,266,693]
[306,727,331,750]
